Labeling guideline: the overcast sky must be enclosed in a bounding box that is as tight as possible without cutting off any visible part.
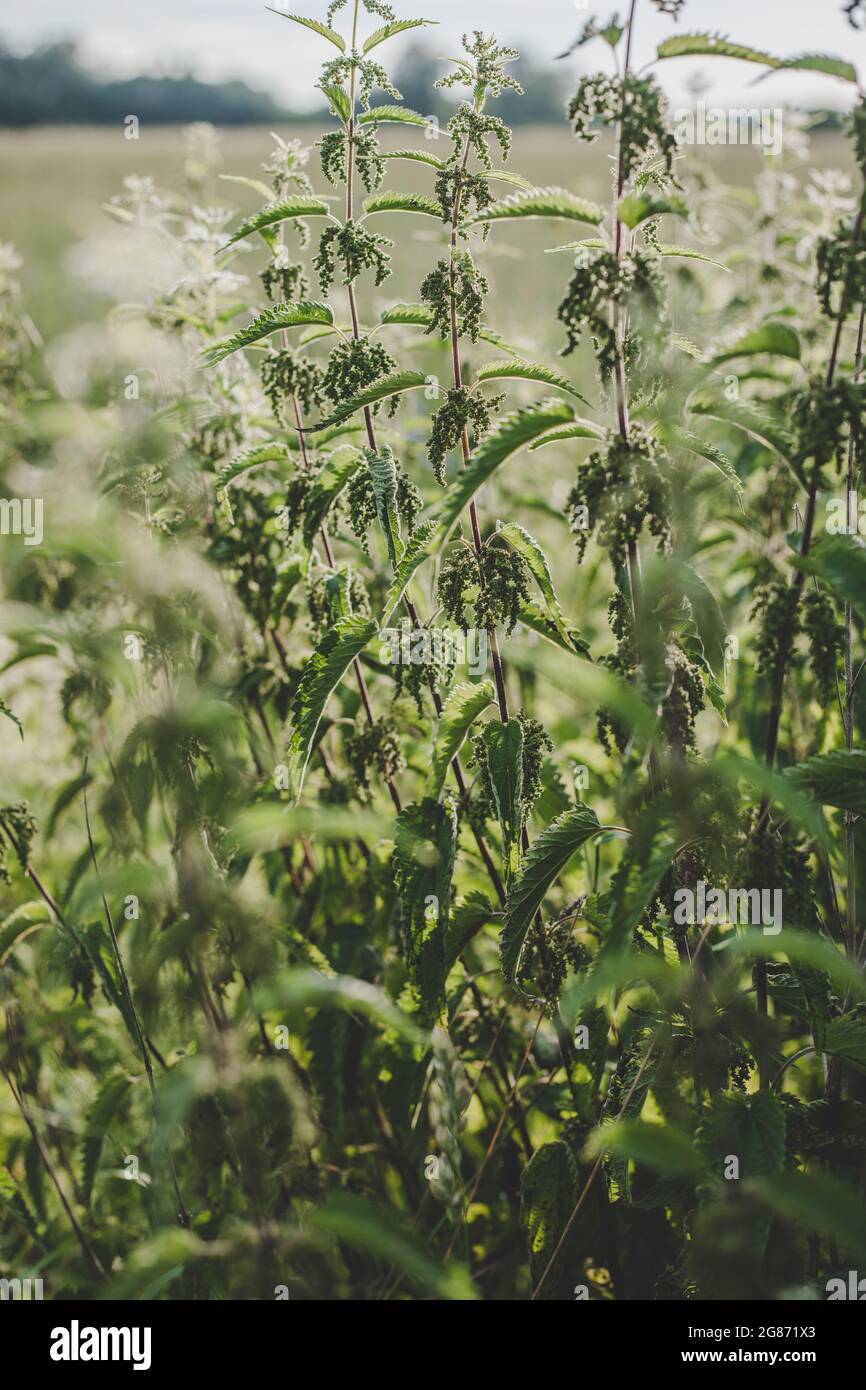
[3,0,865,110]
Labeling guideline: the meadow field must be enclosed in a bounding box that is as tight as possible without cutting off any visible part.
[2,124,850,338]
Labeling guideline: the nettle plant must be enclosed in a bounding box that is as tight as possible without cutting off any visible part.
[3,0,866,1305]
[193,0,866,1299]
[529,3,866,1301]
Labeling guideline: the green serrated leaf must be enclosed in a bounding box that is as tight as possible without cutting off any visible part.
[785,750,866,815]
[258,969,423,1042]
[670,333,707,360]
[487,169,535,190]
[379,303,521,355]
[0,901,50,964]
[363,190,443,219]
[201,301,335,365]
[475,358,589,405]
[645,555,728,676]
[320,82,352,121]
[381,149,445,170]
[821,1012,866,1072]
[302,446,365,545]
[501,805,601,983]
[546,237,609,255]
[750,1171,866,1263]
[470,187,604,227]
[618,193,688,230]
[81,1072,132,1205]
[528,420,605,450]
[716,929,866,1003]
[657,33,780,67]
[434,400,575,545]
[711,323,801,365]
[495,523,571,645]
[516,603,590,658]
[0,1165,42,1247]
[759,53,858,85]
[324,568,355,622]
[381,520,441,623]
[688,390,794,466]
[219,199,332,252]
[359,105,427,126]
[445,892,500,966]
[520,1142,580,1300]
[219,173,275,200]
[310,370,430,430]
[368,445,402,568]
[363,18,437,54]
[482,720,524,878]
[271,556,306,622]
[674,429,742,494]
[658,244,730,270]
[585,1120,699,1177]
[216,443,291,503]
[602,821,677,959]
[285,615,378,802]
[393,798,457,1016]
[697,1091,786,1182]
[310,1192,475,1299]
[426,682,495,800]
[267,10,346,51]
[792,533,866,620]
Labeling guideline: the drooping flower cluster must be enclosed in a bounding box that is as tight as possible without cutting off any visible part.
[558,249,666,381]
[568,430,671,568]
[427,386,504,484]
[567,75,678,183]
[314,220,392,292]
[438,537,531,635]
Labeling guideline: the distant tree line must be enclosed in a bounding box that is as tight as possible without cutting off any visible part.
[0,40,572,128]
[0,43,290,127]
[0,40,844,132]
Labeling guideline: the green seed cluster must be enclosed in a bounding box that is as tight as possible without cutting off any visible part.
[597,590,639,755]
[428,385,504,484]
[519,915,577,1004]
[567,430,671,569]
[792,381,865,470]
[420,252,488,343]
[438,537,531,635]
[559,249,666,381]
[0,802,38,885]
[435,31,522,102]
[322,337,397,412]
[816,221,866,320]
[261,348,324,425]
[314,220,392,293]
[446,105,512,170]
[344,718,405,800]
[567,75,677,183]
[321,54,400,111]
[661,645,706,756]
[751,579,799,693]
[260,258,308,303]
[390,623,456,717]
[801,588,843,701]
[327,0,395,25]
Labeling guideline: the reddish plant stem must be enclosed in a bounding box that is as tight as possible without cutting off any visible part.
[761,206,865,785]
[755,210,865,1088]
